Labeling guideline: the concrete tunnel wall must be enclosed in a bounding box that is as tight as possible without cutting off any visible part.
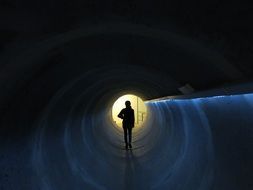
[1,64,253,190]
[0,25,253,190]
[31,91,253,190]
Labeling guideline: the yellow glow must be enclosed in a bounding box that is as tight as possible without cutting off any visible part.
[112,94,147,128]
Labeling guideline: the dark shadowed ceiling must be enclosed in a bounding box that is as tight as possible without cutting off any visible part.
[0,0,252,96]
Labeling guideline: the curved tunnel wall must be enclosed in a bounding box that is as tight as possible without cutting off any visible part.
[1,69,253,189]
[0,23,252,190]
[28,87,253,190]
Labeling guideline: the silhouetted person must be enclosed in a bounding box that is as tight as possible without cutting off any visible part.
[118,100,135,149]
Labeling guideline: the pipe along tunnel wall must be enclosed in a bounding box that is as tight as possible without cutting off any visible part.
[0,64,253,190]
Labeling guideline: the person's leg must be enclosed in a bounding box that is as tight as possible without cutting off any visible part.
[123,127,128,149]
[128,127,132,148]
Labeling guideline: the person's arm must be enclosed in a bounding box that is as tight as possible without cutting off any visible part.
[132,109,135,127]
[118,109,124,119]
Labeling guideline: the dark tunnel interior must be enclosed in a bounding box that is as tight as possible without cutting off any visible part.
[1,1,253,190]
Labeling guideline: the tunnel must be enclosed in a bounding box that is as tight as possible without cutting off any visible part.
[1,2,253,190]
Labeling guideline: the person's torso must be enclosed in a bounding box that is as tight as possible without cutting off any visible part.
[122,108,134,124]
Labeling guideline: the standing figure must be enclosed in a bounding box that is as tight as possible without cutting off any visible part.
[118,100,135,149]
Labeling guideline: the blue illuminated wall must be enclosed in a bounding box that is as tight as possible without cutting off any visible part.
[147,93,253,190]
[1,92,253,190]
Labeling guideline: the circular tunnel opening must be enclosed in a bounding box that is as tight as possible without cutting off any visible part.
[111,94,147,130]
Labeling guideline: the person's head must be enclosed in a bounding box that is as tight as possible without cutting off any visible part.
[125,100,131,108]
